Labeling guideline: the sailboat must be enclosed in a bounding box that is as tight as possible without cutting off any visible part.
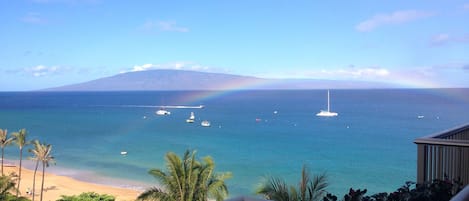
[186,112,195,123]
[316,90,338,117]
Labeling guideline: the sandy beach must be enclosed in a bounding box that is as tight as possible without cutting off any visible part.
[4,165,140,201]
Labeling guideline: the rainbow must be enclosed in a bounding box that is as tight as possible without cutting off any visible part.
[176,78,276,104]
[175,76,469,105]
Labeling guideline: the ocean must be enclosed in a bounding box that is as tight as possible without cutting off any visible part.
[1,89,468,197]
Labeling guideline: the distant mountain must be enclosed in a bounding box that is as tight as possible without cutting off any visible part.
[44,69,394,91]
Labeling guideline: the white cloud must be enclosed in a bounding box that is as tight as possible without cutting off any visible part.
[259,67,391,80]
[121,62,214,74]
[141,20,189,33]
[305,67,390,79]
[131,63,156,72]
[23,65,65,77]
[356,10,434,32]
[21,12,47,24]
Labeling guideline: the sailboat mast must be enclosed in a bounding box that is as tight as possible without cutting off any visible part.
[327,90,330,112]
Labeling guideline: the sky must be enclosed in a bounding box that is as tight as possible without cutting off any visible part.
[1,0,468,91]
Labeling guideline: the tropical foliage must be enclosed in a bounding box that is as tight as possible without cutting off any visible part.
[257,165,328,201]
[0,174,30,201]
[138,150,232,201]
[322,178,463,201]
[56,192,115,201]
[0,174,17,200]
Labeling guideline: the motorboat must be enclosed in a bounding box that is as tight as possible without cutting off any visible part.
[201,120,211,127]
[156,108,171,115]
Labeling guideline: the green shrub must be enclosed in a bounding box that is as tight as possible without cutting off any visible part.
[3,194,31,201]
[331,178,463,201]
[56,192,115,201]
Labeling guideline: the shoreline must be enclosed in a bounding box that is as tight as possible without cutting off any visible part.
[3,161,142,201]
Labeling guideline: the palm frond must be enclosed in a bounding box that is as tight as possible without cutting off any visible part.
[137,186,172,201]
[308,173,328,201]
[257,177,291,201]
[141,150,231,201]
[257,166,328,201]
[299,165,310,201]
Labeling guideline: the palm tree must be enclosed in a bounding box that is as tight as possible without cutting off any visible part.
[29,140,45,201]
[0,129,14,176]
[257,165,328,201]
[27,141,54,201]
[12,128,29,197]
[40,144,54,201]
[137,150,232,201]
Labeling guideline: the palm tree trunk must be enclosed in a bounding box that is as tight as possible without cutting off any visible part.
[40,162,45,201]
[32,160,39,201]
[16,148,23,197]
[1,147,4,176]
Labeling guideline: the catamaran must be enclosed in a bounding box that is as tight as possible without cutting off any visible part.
[316,90,338,117]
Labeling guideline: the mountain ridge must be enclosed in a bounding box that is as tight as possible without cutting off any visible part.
[44,69,395,91]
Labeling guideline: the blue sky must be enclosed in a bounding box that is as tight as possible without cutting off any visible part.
[1,0,468,90]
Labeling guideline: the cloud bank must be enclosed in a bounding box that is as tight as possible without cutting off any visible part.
[23,65,64,77]
[356,10,434,32]
[304,67,390,79]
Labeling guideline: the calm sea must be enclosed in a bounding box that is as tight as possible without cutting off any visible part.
[1,89,468,196]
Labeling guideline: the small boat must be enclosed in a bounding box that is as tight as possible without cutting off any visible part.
[120,151,128,155]
[201,120,211,127]
[156,108,171,115]
[417,115,424,119]
[316,90,338,117]
[186,112,195,123]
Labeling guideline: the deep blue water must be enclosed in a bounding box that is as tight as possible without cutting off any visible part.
[1,89,469,196]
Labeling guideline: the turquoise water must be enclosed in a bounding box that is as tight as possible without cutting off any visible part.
[1,89,469,196]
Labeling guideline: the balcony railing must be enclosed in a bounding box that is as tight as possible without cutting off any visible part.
[414,123,469,186]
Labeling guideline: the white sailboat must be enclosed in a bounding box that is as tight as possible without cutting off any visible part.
[186,112,195,123]
[316,90,338,117]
